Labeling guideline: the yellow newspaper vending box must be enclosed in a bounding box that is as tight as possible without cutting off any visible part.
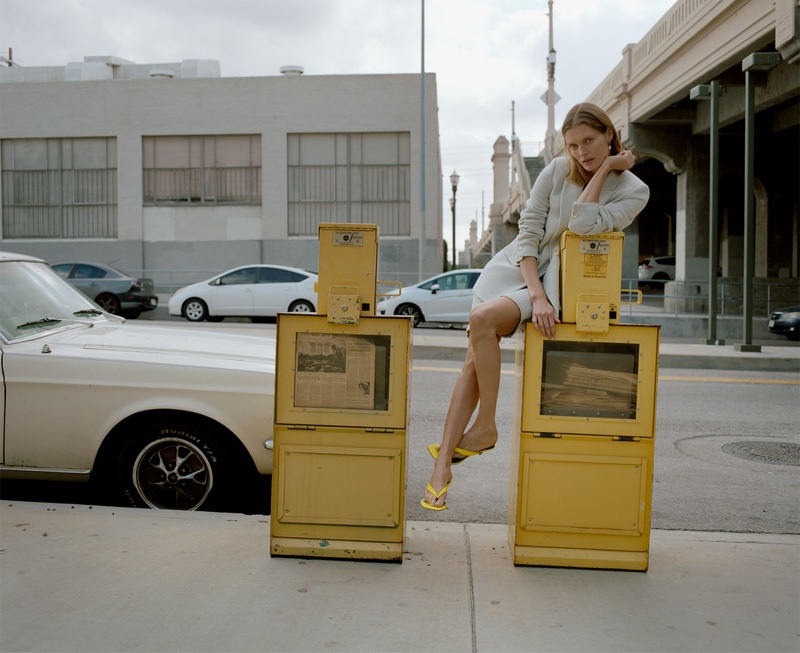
[509,232,660,571]
[270,224,411,562]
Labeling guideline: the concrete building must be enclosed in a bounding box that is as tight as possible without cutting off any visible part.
[468,0,799,318]
[0,58,443,289]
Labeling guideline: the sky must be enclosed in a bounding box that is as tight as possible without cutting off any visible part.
[0,0,676,258]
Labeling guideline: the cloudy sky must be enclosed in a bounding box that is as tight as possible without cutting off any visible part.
[0,0,675,255]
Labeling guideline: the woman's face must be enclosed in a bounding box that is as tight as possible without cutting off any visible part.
[565,123,612,174]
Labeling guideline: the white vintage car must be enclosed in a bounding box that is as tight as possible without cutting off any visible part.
[0,251,276,511]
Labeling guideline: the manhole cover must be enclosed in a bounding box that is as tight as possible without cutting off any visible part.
[721,441,800,466]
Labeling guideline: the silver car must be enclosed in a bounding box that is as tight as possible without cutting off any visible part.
[51,261,158,318]
[0,251,275,511]
[378,269,482,326]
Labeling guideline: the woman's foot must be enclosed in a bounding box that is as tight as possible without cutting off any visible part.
[420,480,452,511]
[422,467,452,510]
[453,425,498,462]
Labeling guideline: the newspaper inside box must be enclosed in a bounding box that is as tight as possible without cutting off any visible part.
[520,323,658,438]
[274,313,410,430]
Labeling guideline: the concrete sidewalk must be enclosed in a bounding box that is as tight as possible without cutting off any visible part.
[0,501,797,653]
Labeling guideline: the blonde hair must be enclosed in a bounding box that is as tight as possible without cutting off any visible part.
[561,103,623,186]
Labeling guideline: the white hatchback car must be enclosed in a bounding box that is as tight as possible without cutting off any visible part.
[638,256,675,285]
[0,251,276,512]
[378,269,482,326]
[169,264,318,322]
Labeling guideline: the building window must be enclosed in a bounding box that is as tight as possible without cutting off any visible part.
[143,135,261,205]
[287,132,411,236]
[1,138,117,238]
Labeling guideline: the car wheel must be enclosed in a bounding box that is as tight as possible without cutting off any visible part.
[289,300,315,313]
[108,417,240,511]
[183,298,209,322]
[396,303,423,326]
[96,292,122,315]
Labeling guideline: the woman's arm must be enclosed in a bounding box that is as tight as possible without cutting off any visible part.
[513,159,561,263]
[577,150,636,204]
[569,152,650,235]
[520,256,559,338]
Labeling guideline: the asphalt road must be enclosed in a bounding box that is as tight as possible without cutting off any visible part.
[4,356,798,535]
[406,361,800,534]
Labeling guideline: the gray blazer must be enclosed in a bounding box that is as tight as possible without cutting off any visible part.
[499,156,650,310]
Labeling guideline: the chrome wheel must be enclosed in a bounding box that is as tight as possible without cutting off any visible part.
[132,437,213,510]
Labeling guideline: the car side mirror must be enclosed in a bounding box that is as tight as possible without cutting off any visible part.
[431,283,440,294]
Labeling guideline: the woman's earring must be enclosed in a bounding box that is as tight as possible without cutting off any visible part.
[608,144,612,151]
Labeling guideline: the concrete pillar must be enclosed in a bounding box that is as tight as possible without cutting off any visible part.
[489,136,511,256]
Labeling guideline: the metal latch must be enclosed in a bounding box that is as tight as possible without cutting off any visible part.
[288,424,317,431]
[576,294,610,333]
[327,285,361,324]
[366,427,394,433]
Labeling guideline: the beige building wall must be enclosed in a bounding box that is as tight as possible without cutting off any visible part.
[0,61,442,288]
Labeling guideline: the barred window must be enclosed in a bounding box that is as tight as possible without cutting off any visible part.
[1,138,117,239]
[287,132,411,236]
[143,135,261,205]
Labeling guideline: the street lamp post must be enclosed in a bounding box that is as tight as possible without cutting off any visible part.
[449,169,460,269]
[690,80,724,345]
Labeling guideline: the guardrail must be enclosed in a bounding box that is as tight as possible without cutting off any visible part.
[621,278,799,318]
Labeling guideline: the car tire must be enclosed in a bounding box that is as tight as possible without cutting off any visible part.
[96,292,122,315]
[107,417,241,511]
[182,298,209,322]
[289,300,315,313]
[396,303,423,326]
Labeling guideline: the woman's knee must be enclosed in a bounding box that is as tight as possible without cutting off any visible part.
[469,299,519,336]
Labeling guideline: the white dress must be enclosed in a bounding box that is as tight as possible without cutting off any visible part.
[472,157,650,333]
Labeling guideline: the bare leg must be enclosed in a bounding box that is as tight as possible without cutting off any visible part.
[455,297,520,453]
[423,297,520,508]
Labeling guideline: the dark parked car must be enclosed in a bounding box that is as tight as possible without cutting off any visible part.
[51,262,158,318]
[768,306,800,341]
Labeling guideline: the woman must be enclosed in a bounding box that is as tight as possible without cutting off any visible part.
[421,102,650,511]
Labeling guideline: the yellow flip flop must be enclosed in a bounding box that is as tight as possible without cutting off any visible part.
[420,481,452,511]
[427,443,495,465]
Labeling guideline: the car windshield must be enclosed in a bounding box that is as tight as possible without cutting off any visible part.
[0,260,113,341]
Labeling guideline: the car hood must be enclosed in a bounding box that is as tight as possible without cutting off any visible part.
[25,322,276,372]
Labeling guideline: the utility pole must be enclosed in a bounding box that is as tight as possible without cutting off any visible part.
[542,0,559,162]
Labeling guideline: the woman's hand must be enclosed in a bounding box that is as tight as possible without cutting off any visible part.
[604,149,636,171]
[530,294,559,339]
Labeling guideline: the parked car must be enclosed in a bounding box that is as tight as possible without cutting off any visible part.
[378,269,482,326]
[638,256,675,286]
[0,251,276,512]
[51,262,158,319]
[768,306,800,341]
[169,264,318,322]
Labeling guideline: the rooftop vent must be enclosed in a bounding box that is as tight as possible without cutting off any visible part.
[280,65,304,76]
[149,68,175,78]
